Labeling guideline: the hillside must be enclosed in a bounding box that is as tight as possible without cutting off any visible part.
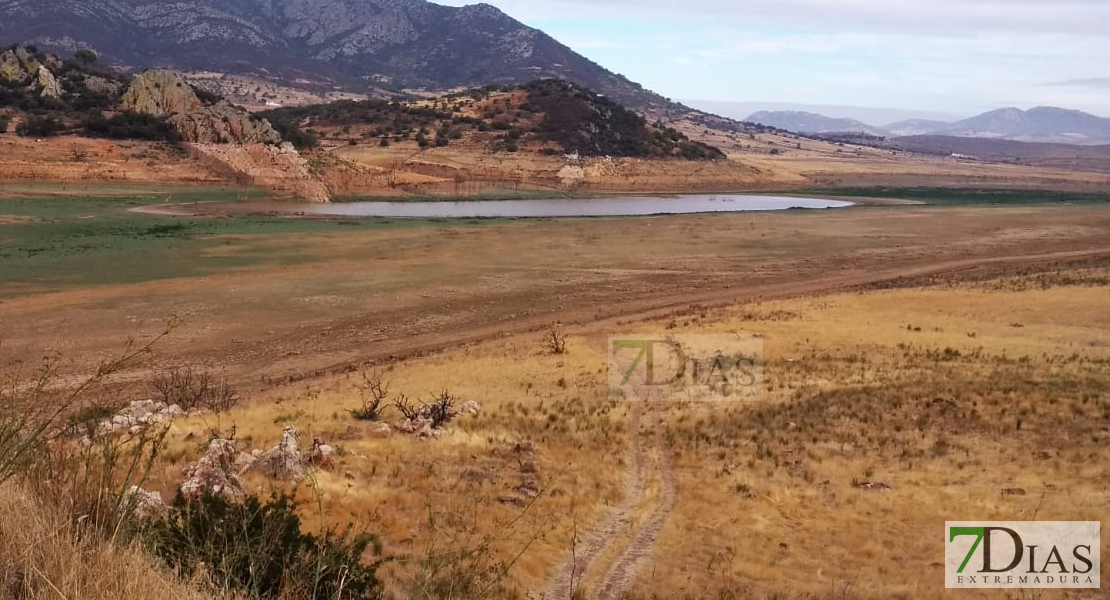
[260,79,726,160]
[0,45,281,144]
[746,110,886,136]
[886,135,1110,174]
[935,107,1110,144]
[0,0,679,115]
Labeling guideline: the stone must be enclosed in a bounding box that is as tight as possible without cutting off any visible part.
[35,66,61,99]
[458,400,481,416]
[369,423,392,438]
[123,486,167,520]
[180,437,244,500]
[309,437,335,470]
[245,427,306,480]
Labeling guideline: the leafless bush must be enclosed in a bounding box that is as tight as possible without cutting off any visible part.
[394,394,420,421]
[349,371,390,421]
[546,323,567,355]
[149,366,239,413]
[70,143,89,162]
[427,390,457,429]
[395,390,458,429]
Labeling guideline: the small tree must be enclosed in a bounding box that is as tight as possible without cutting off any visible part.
[546,324,567,355]
[74,48,98,65]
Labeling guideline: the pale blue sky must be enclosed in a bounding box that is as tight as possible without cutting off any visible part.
[439,0,1110,119]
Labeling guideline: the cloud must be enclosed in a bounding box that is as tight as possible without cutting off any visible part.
[436,0,1110,115]
[1044,78,1110,88]
[447,0,1110,36]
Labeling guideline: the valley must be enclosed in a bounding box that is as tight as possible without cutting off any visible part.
[1,1,1109,599]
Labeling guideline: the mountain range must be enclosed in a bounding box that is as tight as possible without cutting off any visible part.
[747,107,1110,146]
[745,111,887,137]
[0,0,673,113]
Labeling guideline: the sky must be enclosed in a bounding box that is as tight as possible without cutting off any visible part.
[438,0,1110,122]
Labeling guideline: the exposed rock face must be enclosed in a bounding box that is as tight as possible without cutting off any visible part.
[0,49,28,83]
[180,437,245,500]
[121,70,202,116]
[123,70,281,144]
[245,426,307,480]
[36,66,61,98]
[187,143,330,202]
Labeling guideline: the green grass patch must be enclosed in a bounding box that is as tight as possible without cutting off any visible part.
[0,189,496,296]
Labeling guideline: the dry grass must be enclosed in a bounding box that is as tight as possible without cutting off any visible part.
[628,274,1110,600]
[3,221,1108,599]
[151,335,633,597]
[0,485,219,600]
[133,266,1109,600]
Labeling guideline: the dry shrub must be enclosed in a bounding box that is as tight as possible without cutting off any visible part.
[150,365,240,412]
[349,371,390,422]
[545,324,567,355]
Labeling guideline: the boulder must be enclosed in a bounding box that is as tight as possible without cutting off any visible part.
[180,437,245,500]
[458,401,481,416]
[123,486,167,520]
[245,427,306,480]
[36,66,61,99]
[309,437,335,470]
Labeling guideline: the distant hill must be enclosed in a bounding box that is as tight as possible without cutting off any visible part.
[750,105,1110,146]
[0,0,681,115]
[746,110,886,136]
[932,107,1110,145]
[885,135,1110,174]
[260,79,726,160]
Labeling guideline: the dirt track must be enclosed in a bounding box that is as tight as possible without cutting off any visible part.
[3,204,1110,389]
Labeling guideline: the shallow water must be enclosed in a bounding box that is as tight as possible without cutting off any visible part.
[285,194,853,218]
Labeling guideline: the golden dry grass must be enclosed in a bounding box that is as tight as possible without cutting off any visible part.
[0,485,219,600]
[131,264,1110,600]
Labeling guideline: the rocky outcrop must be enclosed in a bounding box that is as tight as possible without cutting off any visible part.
[79,399,192,443]
[0,49,28,83]
[243,427,306,480]
[1,48,62,99]
[123,70,281,145]
[0,47,40,83]
[180,437,245,500]
[35,66,61,99]
[121,70,201,116]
